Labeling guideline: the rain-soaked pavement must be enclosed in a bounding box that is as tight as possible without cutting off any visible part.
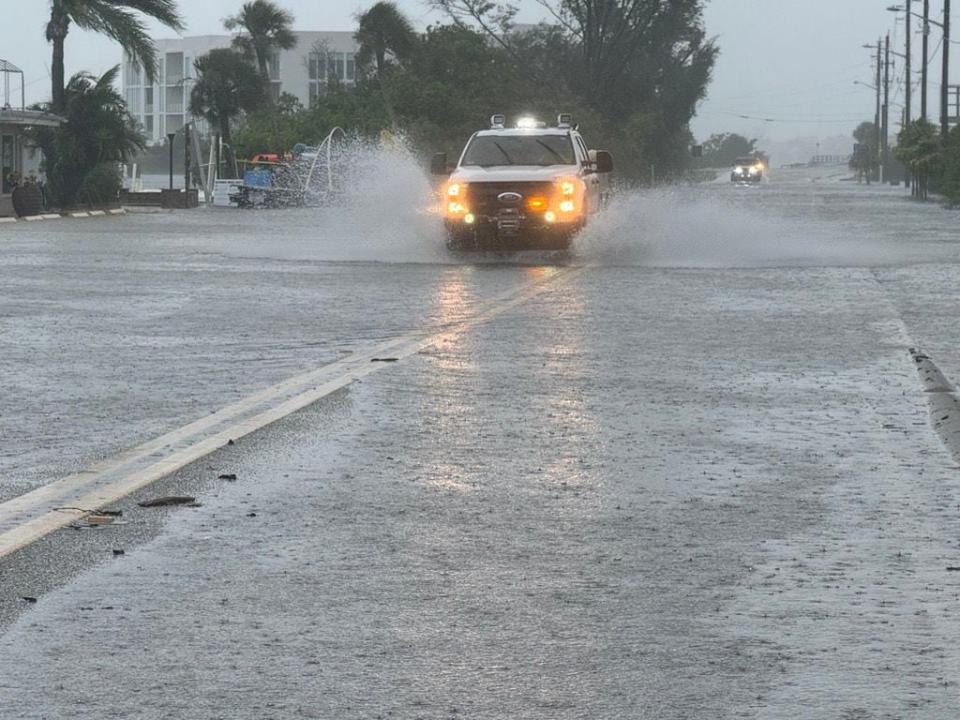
[2,157,960,718]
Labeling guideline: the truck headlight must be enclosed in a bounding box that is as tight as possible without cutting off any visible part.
[559,200,576,213]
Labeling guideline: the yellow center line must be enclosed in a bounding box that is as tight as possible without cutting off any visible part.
[0,265,585,560]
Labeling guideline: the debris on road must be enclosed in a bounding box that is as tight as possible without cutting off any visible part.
[137,496,197,508]
[371,358,399,363]
[113,549,125,556]
[218,473,238,481]
[20,597,37,604]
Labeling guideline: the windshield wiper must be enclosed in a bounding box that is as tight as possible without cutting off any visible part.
[534,139,568,164]
[492,141,514,164]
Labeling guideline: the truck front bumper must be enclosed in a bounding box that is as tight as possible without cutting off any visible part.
[445,211,582,250]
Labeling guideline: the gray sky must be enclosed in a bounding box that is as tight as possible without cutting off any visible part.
[2,1,952,141]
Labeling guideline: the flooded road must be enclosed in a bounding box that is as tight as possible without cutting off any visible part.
[1,164,959,718]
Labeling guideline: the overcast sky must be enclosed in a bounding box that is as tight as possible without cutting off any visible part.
[2,1,952,141]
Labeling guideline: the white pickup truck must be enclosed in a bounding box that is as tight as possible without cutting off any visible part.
[431,114,614,251]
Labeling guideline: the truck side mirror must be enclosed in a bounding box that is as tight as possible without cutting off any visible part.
[430,152,449,176]
[595,151,614,174]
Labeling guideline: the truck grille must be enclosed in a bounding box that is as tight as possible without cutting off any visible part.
[467,182,554,216]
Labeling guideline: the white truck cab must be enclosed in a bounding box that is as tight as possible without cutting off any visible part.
[431,114,613,251]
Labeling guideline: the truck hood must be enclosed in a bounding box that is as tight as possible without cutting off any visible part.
[450,165,575,183]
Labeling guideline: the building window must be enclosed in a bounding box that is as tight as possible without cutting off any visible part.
[144,87,154,113]
[145,115,154,135]
[165,52,184,85]
[165,85,183,114]
[268,52,281,81]
[308,51,357,102]
[308,52,322,81]
[125,57,142,86]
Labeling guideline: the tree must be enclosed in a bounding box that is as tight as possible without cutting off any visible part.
[699,133,756,168]
[850,121,878,184]
[189,49,265,176]
[431,0,716,117]
[45,0,184,113]
[225,0,297,101]
[895,119,941,200]
[355,2,417,76]
[32,66,145,207]
[355,2,418,126]
[937,124,960,206]
[430,0,717,177]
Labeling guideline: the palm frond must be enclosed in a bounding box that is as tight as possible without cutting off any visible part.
[69,2,160,80]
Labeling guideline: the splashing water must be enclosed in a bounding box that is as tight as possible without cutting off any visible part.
[572,184,914,269]
[302,137,449,263]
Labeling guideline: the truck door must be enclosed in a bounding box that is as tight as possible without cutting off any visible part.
[575,135,601,214]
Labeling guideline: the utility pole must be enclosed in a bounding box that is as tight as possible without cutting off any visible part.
[922,0,930,120]
[876,39,883,181]
[942,0,952,139]
[883,33,890,182]
[906,0,913,124]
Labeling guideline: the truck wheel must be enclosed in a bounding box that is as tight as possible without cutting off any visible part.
[445,230,475,251]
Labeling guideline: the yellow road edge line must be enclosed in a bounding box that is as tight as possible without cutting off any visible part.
[0,266,583,559]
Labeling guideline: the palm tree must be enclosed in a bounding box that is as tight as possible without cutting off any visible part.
[355,2,417,127]
[224,0,297,101]
[32,66,145,207]
[45,0,185,114]
[189,48,265,177]
[355,1,416,76]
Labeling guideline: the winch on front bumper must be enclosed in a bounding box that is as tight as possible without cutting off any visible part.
[442,181,584,250]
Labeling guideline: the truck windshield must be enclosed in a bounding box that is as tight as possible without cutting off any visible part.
[461,135,576,167]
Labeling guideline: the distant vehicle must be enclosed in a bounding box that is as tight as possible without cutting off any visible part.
[431,114,614,251]
[731,154,766,184]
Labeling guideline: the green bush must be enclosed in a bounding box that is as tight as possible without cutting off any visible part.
[937,125,960,206]
[75,163,122,207]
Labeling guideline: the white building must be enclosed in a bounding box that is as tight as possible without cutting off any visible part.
[122,32,360,144]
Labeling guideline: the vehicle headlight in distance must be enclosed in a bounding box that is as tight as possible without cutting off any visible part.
[734,166,744,174]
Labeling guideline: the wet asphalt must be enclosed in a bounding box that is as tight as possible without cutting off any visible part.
[2,165,960,718]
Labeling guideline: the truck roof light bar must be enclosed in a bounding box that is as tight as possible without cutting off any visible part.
[490,114,506,129]
[557,113,573,129]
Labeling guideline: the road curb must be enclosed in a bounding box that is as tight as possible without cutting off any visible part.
[0,208,128,224]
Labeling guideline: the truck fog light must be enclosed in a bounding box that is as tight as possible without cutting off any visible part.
[559,200,575,213]
[464,213,475,224]
[544,211,557,223]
